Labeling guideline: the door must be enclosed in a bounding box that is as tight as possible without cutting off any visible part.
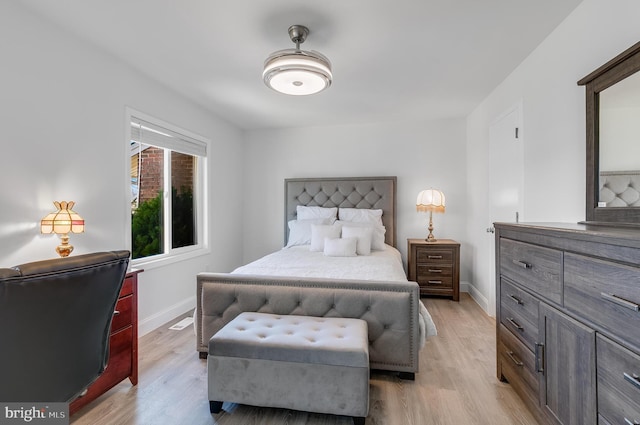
[538,303,596,425]
[488,102,524,316]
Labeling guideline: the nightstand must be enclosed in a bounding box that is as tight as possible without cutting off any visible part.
[407,238,460,301]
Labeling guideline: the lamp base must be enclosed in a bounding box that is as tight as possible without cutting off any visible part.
[55,234,74,257]
[425,211,437,243]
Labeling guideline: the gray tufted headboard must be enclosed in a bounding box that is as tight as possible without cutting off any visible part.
[599,170,640,207]
[284,176,397,247]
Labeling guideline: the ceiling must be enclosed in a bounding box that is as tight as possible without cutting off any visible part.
[19,0,583,130]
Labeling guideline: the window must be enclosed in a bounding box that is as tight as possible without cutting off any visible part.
[128,112,207,262]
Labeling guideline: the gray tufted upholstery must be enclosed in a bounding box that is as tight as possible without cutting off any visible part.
[208,312,370,420]
[197,273,420,373]
[285,177,397,247]
[599,171,640,206]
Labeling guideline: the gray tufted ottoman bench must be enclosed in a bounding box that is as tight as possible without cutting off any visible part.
[208,312,369,425]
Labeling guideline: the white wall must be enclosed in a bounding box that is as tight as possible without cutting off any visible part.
[0,2,245,334]
[243,119,470,281]
[466,0,640,315]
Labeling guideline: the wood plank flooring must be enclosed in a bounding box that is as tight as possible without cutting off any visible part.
[71,293,539,425]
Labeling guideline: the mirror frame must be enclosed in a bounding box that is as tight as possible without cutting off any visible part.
[578,41,640,226]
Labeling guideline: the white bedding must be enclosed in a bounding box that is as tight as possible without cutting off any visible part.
[232,244,437,347]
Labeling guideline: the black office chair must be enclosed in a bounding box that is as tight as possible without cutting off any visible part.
[0,250,130,402]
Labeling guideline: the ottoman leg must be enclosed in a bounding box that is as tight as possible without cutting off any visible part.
[353,417,366,425]
[209,400,223,414]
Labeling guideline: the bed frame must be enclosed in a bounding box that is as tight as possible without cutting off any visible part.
[196,176,421,377]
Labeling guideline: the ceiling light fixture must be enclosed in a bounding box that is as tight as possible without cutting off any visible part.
[263,25,332,96]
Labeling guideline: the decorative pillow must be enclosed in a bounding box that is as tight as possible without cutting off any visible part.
[341,226,373,256]
[338,208,383,225]
[335,221,386,250]
[296,205,338,222]
[286,218,331,247]
[310,223,342,251]
[323,237,357,257]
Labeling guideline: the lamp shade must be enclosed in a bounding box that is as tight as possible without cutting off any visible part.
[41,201,85,234]
[416,189,446,213]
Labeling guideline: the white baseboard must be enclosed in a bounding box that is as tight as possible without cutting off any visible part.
[461,281,491,316]
[138,296,196,337]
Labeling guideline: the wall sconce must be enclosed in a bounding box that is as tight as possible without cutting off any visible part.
[40,201,85,257]
[416,189,446,242]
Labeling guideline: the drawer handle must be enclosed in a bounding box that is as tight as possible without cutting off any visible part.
[509,294,524,305]
[506,351,523,367]
[601,292,640,312]
[625,418,640,425]
[427,255,443,259]
[114,310,121,316]
[624,372,640,390]
[513,260,532,269]
[535,343,545,373]
[428,269,443,273]
[507,317,524,331]
[428,280,443,285]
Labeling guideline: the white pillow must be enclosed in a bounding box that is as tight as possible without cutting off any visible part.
[324,237,357,257]
[310,223,341,252]
[341,226,373,256]
[296,205,338,221]
[338,208,383,225]
[335,220,386,250]
[286,218,330,247]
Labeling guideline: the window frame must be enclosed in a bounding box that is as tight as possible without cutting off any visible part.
[125,108,209,269]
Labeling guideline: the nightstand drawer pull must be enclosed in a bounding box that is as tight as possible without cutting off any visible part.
[624,418,640,425]
[114,310,121,316]
[509,294,524,305]
[513,260,532,269]
[428,255,443,259]
[601,292,640,311]
[507,317,524,331]
[624,372,640,390]
[506,351,523,367]
[428,280,443,285]
[428,269,443,273]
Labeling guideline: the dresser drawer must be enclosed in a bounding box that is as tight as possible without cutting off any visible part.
[500,279,539,350]
[499,238,563,304]
[498,324,539,407]
[565,253,640,347]
[111,294,133,333]
[597,335,640,425]
[416,248,453,264]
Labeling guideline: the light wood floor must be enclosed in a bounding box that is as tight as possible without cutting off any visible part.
[71,293,539,425]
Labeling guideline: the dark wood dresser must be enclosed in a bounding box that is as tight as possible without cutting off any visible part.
[407,238,460,301]
[70,269,141,414]
[495,223,640,425]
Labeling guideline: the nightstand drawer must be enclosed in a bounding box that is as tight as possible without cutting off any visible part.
[597,334,640,425]
[416,248,453,264]
[417,264,453,278]
[499,238,562,304]
[417,276,453,288]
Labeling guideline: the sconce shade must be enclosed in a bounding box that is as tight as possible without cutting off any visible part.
[416,189,446,213]
[41,201,85,234]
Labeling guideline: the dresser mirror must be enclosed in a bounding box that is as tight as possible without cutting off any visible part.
[578,41,640,225]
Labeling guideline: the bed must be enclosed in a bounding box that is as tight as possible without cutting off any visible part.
[196,176,436,377]
[599,170,640,206]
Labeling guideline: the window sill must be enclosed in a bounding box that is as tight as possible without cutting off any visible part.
[131,247,211,271]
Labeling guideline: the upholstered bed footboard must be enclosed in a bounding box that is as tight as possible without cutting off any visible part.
[196,273,420,374]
